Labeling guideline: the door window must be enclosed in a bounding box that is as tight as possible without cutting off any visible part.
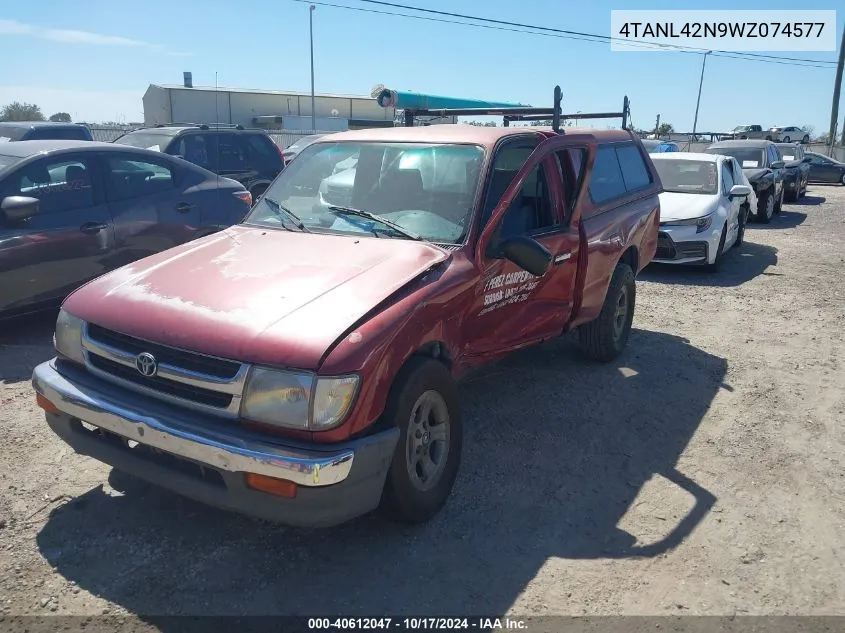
[105,156,177,202]
[721,162,735,195]
[3,156,95,213]
[497,161,556,240]
[555,147,587,223]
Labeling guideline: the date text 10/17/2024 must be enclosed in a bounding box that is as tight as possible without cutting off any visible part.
[307,617,528,630]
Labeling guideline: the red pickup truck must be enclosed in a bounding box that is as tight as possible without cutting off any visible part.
[33,89,660,527]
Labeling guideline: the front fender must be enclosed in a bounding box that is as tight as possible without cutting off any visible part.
[316,262,472,441]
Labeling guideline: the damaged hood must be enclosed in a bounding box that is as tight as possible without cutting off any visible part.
[743,167,770,183]
[63,225,449,369]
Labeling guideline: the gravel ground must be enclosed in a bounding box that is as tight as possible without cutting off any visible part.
[1,185,844,620]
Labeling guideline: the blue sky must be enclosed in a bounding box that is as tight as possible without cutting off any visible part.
[0,0,840,134]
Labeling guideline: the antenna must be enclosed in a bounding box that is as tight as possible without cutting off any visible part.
[215,72,220,215]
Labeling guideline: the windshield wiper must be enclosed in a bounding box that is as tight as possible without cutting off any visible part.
[327,205,423,241]
[263,197,311,232]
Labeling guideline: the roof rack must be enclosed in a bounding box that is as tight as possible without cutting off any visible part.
[401,85,631,133]
[152,122,246,130]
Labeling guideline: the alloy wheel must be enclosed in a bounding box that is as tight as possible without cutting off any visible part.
[405,390,451,492]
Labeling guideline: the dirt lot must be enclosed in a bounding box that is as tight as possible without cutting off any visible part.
[1,185,844,620]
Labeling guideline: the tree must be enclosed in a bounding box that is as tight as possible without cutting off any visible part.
[49,112,72,122]
[0,102,45,122]
[657,122,674,136]
[466,120,498,127]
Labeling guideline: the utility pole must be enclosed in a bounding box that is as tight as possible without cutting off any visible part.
[692,51,712,141]
[828,22,845,155]
[654,114,660,136]
[309,4,316,132]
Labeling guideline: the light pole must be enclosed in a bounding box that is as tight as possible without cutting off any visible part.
[692,50,712,141]
[309,4,316,132]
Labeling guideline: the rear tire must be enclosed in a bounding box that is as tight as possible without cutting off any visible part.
[577,263,635,363]
[381,357,462,524]
[802,135,810,144]
[756,188,774,223]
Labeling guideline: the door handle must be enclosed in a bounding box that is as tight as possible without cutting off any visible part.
[79,222,108,234]
[553,253,571,265]
[175,202,194,214]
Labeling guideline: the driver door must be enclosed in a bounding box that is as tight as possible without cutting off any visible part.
[461,134,587,361]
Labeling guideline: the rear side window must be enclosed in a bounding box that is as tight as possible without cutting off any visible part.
[616,144,652,191]
[106,156,177,201]
[244,134,282,168]
[0,127,26,141]
[25,127,91,141]
[588,144,653,206]
[588,147,627,204]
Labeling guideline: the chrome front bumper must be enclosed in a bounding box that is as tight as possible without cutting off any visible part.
[32,359,399,526]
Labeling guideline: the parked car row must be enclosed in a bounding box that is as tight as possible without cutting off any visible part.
[719,124,810,143]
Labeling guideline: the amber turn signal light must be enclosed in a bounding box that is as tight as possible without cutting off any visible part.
[36,393,60,414]
[244,473,298,498]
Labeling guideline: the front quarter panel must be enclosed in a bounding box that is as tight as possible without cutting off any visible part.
[315,255,477,442]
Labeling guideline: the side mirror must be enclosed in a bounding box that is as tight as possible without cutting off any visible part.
[771,160,785,169]
[1,196,40,223]
[499,235,552,277]
[728,184,752,198]
[803,157,812,163]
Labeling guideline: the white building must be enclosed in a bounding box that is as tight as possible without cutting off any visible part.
[142,80,397,131]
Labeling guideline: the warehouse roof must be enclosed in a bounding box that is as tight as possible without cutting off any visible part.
[149,84,382,101]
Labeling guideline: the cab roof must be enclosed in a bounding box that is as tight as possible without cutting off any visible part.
[314,124,635,149]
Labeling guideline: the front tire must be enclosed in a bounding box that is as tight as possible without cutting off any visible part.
[381,357,462,524]
[783,136,791,143]
[577,262,635,362]
[735,204,748,246]
[756,188,774,223]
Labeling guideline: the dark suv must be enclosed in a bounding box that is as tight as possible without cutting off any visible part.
[0,121,93,142]
[113,124,284,200]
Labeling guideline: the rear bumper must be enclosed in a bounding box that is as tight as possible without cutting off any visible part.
[32,360,399,527]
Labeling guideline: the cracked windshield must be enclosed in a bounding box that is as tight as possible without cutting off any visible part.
[244,141,484,243]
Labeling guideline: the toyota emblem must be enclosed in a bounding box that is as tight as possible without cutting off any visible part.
[135,352,158,377]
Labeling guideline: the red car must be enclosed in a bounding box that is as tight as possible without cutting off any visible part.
[33,88,660,528]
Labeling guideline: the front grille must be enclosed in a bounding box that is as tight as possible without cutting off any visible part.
[82,323,248,416]
[87,324,240,379]
[87,354,234,409]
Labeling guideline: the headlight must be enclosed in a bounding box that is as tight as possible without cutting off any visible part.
[54,309,85,364]
[241,367,359,431]
[661,213,713,234]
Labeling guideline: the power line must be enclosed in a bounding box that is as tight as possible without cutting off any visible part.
[293,0,837,68]
[357,0,839,66]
